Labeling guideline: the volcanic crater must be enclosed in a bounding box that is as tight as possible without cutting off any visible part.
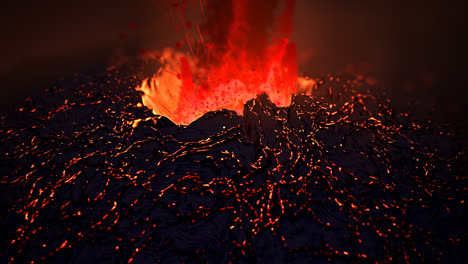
[0,61,466,263]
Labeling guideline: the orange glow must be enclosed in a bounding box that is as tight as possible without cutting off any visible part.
[136,0,311,124]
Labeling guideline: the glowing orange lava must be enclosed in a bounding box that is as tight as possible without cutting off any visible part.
[137,0,314,124]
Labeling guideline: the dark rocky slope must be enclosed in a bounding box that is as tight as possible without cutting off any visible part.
[0,65,466,263]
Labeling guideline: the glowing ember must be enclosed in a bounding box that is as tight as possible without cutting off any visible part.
[136,0,311,124]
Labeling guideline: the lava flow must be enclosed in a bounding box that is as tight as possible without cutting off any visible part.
[136,0,311,124]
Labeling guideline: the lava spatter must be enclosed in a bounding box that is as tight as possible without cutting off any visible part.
[136,0,301,125]
[0,65,465,263]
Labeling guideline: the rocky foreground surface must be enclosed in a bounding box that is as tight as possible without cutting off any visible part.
[0,64,466,263]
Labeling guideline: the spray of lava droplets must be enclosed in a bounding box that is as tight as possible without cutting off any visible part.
[137,0,315,124]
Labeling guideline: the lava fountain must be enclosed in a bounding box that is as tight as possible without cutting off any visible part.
[137,0,315,124]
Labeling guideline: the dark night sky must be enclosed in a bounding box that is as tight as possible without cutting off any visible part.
[0,0,464,133]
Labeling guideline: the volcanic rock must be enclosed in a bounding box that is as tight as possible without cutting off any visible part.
[0,65,466,263]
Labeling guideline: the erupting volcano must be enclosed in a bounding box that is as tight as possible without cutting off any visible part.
[0,0,466,264]
[136,0,314,124]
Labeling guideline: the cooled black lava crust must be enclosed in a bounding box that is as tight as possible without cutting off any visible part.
[0,63,466,263]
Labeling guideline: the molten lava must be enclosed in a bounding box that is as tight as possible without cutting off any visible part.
[137,0,313,124]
